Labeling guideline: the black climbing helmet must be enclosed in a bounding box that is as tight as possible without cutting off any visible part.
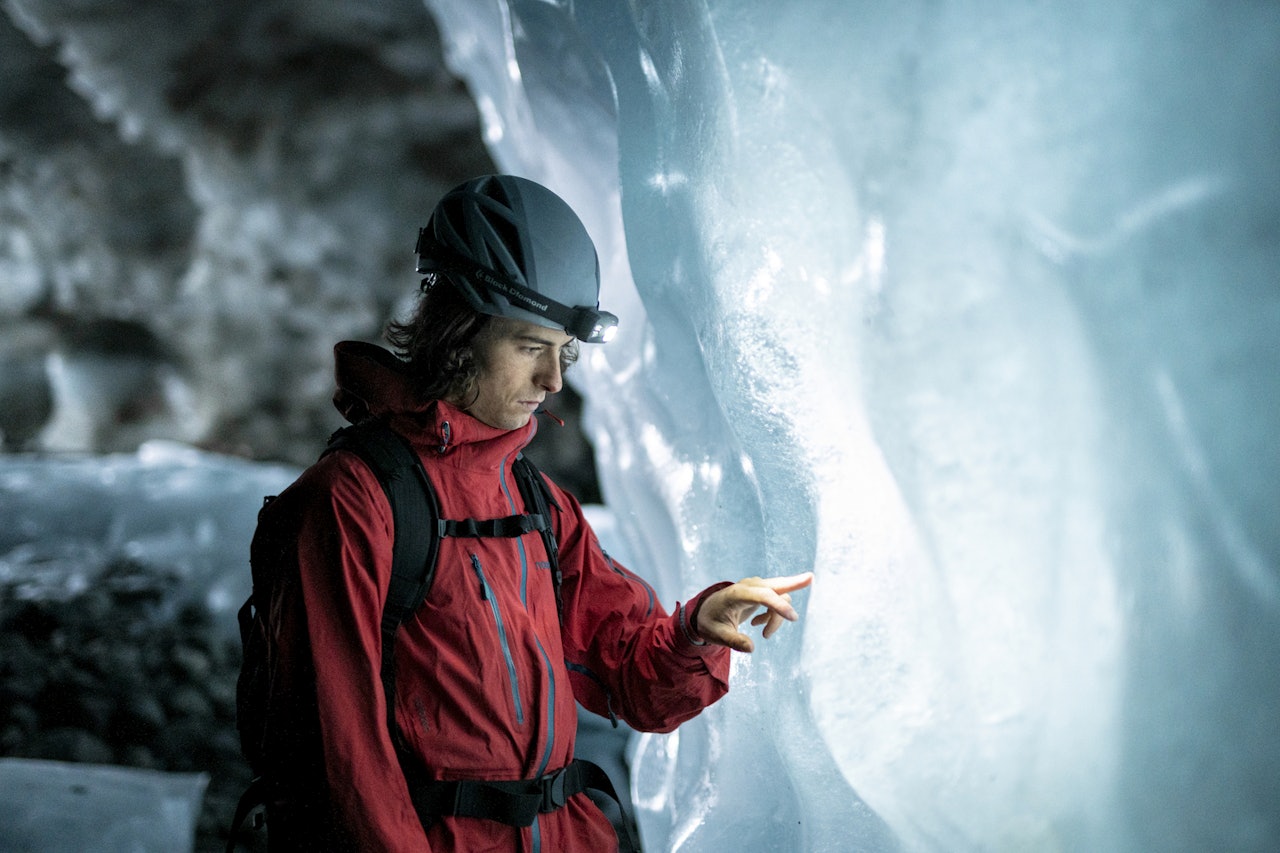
[415,175,618,344]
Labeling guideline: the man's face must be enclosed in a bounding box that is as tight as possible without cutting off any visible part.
[461,317,573,430]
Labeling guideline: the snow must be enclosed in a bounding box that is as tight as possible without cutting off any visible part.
[0,759,207,853]
[0,442,297,625]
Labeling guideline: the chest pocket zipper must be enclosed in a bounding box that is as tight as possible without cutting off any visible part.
[471,554,525,725]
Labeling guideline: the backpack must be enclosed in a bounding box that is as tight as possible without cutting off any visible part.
[226,417,569,850]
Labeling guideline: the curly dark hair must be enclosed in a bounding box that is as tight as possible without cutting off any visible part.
[385,274,579,405]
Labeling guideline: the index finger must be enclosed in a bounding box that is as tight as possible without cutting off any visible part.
[761,572,814,594]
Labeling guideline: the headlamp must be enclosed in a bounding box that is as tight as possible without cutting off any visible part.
[416,231,618,344]
[567,306,619,344]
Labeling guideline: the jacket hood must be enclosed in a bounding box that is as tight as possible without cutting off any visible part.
[331,340,537,460]
[333,340,424,422]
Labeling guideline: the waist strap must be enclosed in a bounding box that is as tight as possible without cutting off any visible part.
[408,759,638,852]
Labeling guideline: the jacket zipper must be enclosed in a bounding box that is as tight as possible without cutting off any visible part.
[471,553,524,726]
[499,453,563,758]
[605,549,656,617]
[499,454,562,852]
[565,661,619,727]
[499,452,534,607]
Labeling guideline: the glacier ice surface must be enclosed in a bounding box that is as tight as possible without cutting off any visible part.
[422,1,1280,851]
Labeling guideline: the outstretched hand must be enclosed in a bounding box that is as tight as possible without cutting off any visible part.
[694,572,815,652]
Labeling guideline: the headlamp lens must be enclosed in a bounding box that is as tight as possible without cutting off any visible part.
[571,308,618,344]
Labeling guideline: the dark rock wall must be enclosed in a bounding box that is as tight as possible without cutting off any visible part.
[1,0,595,488]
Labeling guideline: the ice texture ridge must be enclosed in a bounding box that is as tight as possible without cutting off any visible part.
[420,2,1279,851]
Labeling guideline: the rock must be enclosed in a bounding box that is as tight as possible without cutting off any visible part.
[170,643,213,683]
[165,685,214,722]
[109,694,168,744]
[27,727,114,765]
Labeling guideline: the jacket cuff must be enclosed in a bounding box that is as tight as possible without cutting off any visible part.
[676,581,733,654]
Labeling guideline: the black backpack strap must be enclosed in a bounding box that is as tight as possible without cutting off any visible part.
[406,759,639,853]
[224,775,269,853]
[511,453,563,619]
[440,514,546,538]
[325,420,441,751]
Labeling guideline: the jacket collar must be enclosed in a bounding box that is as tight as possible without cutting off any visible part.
[331,340,537,468]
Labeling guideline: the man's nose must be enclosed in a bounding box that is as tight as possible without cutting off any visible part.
[536,353,562,394]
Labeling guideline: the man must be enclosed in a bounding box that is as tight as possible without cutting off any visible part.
[256,174,813,851]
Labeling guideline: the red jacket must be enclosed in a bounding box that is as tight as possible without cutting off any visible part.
[259,341,731,851]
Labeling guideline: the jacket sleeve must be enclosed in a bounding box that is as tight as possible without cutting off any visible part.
[550,482,732,733]
[276,452,432,851]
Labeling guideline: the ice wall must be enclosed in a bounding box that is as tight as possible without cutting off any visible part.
[422,1,1280,851]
